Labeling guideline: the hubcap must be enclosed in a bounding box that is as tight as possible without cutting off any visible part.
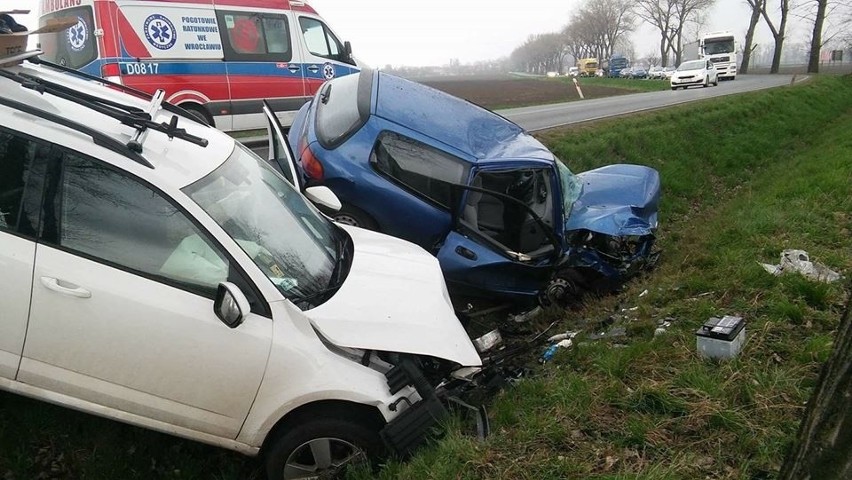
[282,437,368,479]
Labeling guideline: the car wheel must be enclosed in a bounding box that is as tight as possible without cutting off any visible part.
[703,76,709,87]
[332,204,379,231]
[265,417,385,480]
[671,87,677,91]
[181,104,213,126]
[713,78,719,86]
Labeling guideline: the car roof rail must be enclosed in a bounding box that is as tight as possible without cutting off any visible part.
[0,94,153,168]
[0,68,209,155]
[26,55,206,123]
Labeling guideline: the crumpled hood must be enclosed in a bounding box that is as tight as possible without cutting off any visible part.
[566,164,660,236]
[303,225,482,367]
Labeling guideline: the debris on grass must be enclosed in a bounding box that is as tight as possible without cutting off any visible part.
[695,315,746,360]
[759,249,842,283]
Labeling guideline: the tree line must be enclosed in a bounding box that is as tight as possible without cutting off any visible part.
[510,0,852,75]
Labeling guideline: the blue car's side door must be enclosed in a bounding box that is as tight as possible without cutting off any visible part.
[436,163,564,305]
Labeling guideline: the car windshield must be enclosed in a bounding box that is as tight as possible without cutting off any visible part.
[184,144,347,309]
[556,160,583,218]
[704,39,735,55]
[678,61,705,71]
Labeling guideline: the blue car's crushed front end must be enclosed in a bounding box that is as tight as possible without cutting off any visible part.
[558,164,660,293]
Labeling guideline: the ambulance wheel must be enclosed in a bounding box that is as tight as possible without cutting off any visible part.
[182,104,213,126]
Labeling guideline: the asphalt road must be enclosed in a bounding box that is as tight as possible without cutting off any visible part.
[247,74,798,156]
[502,74,799,132]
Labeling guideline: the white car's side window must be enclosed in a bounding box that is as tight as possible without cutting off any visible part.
[53,152,230,297]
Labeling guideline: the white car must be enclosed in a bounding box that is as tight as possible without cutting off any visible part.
[0,51,484,479]
[568,66,580,77]
[671,59,719,90]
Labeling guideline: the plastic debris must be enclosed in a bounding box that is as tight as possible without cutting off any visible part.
[759,249,842,283]
[639,289,649,297]
[539,339,573,363]
[547,331,580,343]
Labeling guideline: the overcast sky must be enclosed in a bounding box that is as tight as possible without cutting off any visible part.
[14,0,814,67]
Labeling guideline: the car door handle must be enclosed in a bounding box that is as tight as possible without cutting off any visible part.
[288,65,300,73]
[40,277,92,299]
[308,65,319,73]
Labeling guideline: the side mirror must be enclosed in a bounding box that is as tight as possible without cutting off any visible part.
[305,185,342,212]
[214,282,251,328]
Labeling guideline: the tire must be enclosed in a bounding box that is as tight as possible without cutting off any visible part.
[671,87,677,91]
[265,417,385,480]
[332,203,379,231]
[713,78,719,86]
[703,76,709,87]
[182,104,213,126]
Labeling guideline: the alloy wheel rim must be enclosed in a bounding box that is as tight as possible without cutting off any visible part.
[282,437,368,479]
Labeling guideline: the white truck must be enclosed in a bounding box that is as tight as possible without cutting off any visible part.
[700,31,738,80]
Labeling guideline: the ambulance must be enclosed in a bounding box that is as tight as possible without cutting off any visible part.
[37,0,360,132]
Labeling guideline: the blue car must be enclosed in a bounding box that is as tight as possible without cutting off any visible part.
[282,69,660,310]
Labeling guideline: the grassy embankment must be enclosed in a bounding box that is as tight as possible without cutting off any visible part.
[362,75,852,479]
[567,75,673,93]
[1,75,850,479]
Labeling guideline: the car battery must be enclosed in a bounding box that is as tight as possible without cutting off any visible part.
[695,316,746,360]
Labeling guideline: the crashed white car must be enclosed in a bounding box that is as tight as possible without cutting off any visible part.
[671,59,719,90]
[0,52,482,479]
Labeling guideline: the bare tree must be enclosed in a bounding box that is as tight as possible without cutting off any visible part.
[635,0,678,66]
[760,0,792,73]
[563,0,636,62]
[635,0,716,66]
[510,33,567,74]
[807,0,830,72]
[741,0,765,73]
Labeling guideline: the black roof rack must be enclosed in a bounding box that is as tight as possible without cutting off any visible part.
[0,68,209,158]
[0,95,154,168]
[26,55,203,122]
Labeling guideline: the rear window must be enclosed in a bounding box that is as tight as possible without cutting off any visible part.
[315,69,372,149]
[370,132,468,209]
[39,6,97,70]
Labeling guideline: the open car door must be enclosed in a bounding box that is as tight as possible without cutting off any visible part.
[436,165,565,307]
[262,100,340,211]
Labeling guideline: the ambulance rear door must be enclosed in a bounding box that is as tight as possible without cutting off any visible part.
[216,6,307,131]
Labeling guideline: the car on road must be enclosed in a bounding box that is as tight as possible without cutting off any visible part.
[1,52,485,479]
[629,65,648,79]
[671,59,719,89]
[288,69,661,312]
[662,66,676,80]
[648,66,664,79]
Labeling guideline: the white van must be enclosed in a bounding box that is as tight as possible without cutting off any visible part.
[38,0,360,131]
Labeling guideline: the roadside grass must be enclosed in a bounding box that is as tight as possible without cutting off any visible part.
[567,76,673,93]
[1,76,849,479]
[357,75,852,479]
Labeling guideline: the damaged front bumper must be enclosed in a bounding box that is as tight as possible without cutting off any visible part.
[380,359,489,456]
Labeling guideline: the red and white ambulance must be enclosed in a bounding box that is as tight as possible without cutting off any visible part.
[38,0,360,131]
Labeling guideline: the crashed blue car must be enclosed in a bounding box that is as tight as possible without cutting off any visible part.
[285,69,660,310]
